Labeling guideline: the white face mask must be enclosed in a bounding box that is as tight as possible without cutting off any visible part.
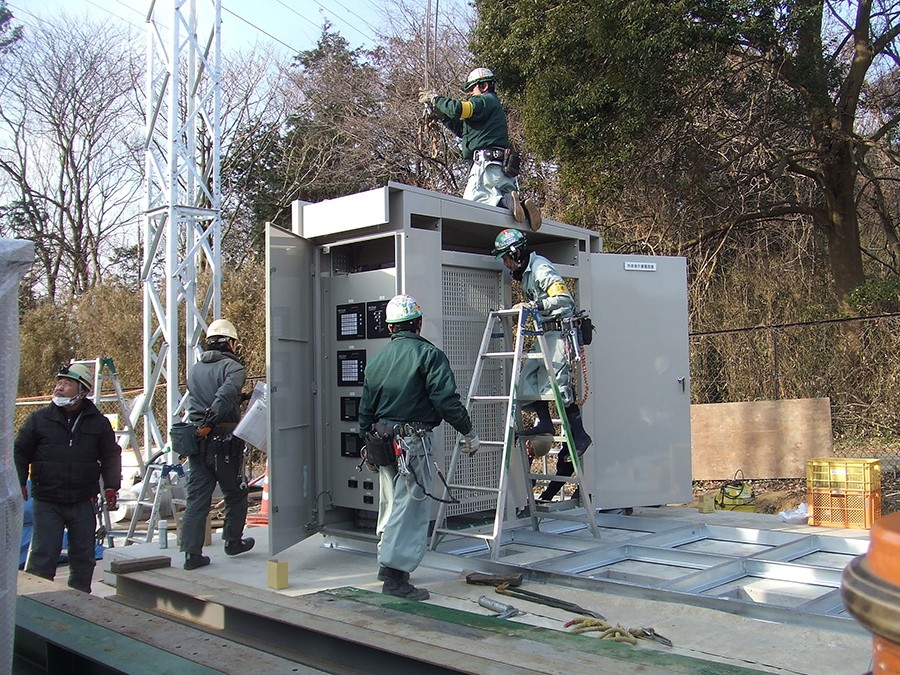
[52,391,84,408]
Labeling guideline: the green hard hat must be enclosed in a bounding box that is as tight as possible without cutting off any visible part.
[492,228,527,258]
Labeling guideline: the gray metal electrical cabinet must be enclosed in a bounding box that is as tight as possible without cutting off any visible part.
[266,182,691,555]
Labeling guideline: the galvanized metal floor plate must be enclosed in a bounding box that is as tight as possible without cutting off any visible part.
[332,507,869,633]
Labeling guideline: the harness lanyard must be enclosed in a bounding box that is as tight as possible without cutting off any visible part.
[399,429,459,504]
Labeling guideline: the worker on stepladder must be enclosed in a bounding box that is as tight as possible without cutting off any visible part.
[358,294,479,601]
[491,229,592,501]
[15,362,121,593]
[419,67,542,231]
[180,319,254,570]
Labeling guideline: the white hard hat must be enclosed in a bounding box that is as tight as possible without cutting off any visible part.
[464,67,495,90]
[385,294,422,324]
[207,318,238,341]
[57,362,93,391]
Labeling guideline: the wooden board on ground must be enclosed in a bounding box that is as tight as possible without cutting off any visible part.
[691,397,832,479]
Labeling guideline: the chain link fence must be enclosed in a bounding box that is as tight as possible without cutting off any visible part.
[691,313,900,470]
[15,316,900,473]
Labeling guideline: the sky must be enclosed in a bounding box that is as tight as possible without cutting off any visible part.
[7,0,435,55]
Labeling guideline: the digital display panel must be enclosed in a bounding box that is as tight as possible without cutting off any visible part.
[337,349,366,386]
[336,302,365,340]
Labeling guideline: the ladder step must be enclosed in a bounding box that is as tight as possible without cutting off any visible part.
[432,528,495,542]
[446,484,500,494]
[482,351,516,358]
[470,395,512,402]
[527,473,580,482]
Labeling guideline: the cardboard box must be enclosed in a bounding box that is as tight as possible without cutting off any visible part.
[698,492,715,513]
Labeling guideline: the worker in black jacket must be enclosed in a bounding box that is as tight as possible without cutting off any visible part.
[179,319,254,570]
[15,362,121,593]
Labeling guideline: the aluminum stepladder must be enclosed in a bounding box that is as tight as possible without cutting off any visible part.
[71,357,146,549]
[430,307,599,561]
[76,358,185,547]
[124,449,186,545]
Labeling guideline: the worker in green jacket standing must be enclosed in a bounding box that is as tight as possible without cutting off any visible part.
[358,294,479,600]
[420,67,541,231]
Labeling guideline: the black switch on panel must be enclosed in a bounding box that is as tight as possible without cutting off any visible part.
[363,480,374,491]
[363,495,374,505]
[348,478,358,489]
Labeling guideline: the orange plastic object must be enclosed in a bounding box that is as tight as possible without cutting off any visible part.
[868,513,900,582]
[866,513,900,672]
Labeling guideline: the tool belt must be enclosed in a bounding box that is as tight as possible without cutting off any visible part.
[542,319,562,331]
[204,422,244,458]
[209,421,239,441]
[475,146,506,162]
[363,421,432,467]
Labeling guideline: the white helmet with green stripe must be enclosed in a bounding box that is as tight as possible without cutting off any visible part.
[386,294,422,323]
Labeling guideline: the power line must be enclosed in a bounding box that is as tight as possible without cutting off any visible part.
[313,0,378,38]
[273,0,374,46]
[221,5,302,53]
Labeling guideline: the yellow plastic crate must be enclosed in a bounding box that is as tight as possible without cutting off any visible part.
[806,458,881,492]
[807,487,881,529]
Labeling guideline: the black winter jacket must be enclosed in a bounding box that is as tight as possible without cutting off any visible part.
[15,400,122,503]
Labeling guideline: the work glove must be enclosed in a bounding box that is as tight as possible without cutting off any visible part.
[196,425,212,438]
[418,90,439,104]
[21,484,27,501]
[240,391,253,403]
[461,431,480,456]
[104,488,118,511]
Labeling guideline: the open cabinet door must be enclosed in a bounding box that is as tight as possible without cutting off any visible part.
[266,224,319,554]
[589,254,692,508]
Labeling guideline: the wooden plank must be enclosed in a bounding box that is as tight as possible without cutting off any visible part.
[692,398,833,479]
[109,555,172,574]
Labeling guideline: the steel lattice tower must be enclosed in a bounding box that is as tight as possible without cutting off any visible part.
[141,0,222,454]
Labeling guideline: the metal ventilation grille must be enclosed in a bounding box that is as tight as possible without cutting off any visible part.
[442,265,505,515]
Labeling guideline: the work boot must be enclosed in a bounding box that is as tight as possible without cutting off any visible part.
[377,566,409,583]
[524,198,542,232]
[565,404,593,455]
[380,566,429,601]
[503,191,526,224]
[539,446,574,501]
[224,537,255,556]
[518,400,554,437]
[184,553,210,570]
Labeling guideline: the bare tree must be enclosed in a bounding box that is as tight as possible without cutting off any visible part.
[0,14,143,302]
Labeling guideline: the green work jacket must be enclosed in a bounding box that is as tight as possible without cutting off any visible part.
[433,92,510,161]
[358,331,472,437]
